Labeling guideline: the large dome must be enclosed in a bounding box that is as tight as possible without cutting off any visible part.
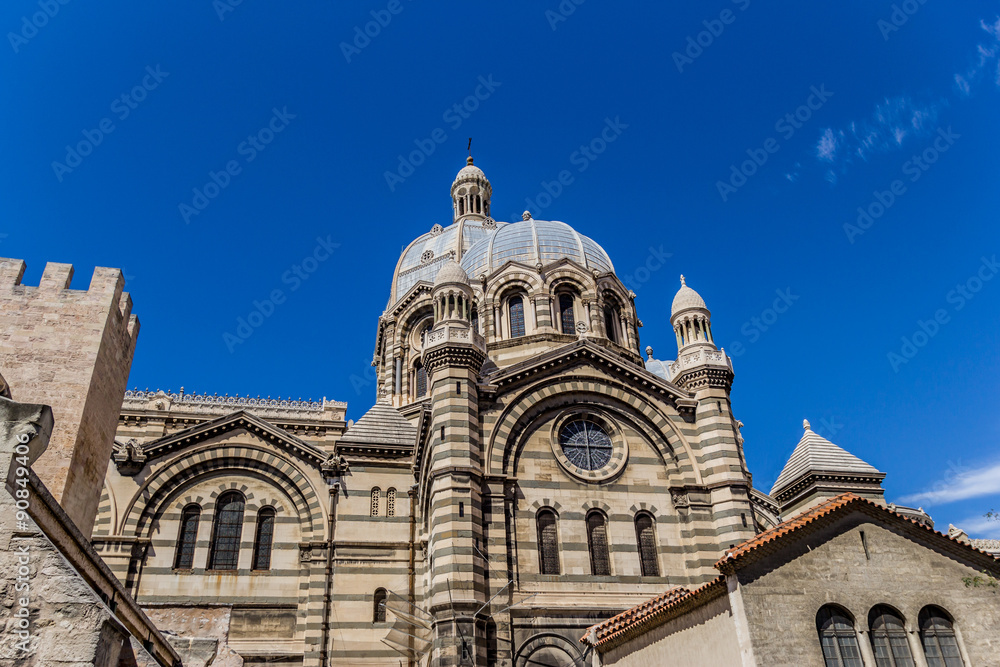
[460,219,614,279]
[389,219,498,303]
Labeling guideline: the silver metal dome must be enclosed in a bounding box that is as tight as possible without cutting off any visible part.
[460,219,614,279]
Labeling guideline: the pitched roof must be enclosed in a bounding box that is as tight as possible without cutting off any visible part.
[580,578,726,650]
[716,493,1000,573]
[584,493,1000,653]
[339,401,417,447]
[770,420,882,497]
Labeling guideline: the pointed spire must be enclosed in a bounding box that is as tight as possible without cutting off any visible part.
[771,419,886,517]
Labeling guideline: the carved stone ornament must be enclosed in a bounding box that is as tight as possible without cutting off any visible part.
[113,438,147,475]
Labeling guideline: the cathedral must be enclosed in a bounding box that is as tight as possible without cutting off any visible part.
[2,157,998,667]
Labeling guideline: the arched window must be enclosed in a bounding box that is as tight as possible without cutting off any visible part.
[919,607,962,667]
[558,294,575,334]
[173,504,201,570]
[470,308,479,333]
[386,488,396,517]
[586,510,611,576]
[370,488,381,517]
[536,509,560,575]
[870,606,915,667]
[373,588,388,623]
[252,507,276,571]
[208,491,245,571]
[509,296,526,338]
[415,362,427,398]
[634,513,659,577]
[817,605,863,667]
[604,305,619,343]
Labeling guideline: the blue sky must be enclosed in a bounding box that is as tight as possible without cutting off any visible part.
[2,1,999,536]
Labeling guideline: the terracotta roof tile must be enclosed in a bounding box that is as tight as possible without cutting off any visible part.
[581,577,725,650]
[716,492,1000,572]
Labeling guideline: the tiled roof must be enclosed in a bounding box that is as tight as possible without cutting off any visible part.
[583,493,1000,652]
[716,493,1000,573]
[338,402,416,447]
[580,578,726,650]
[770,423,883,497]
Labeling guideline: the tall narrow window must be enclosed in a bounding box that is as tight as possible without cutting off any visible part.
[373,588,388,623]
[371,488,381,517]
[471,308,479,333]
[386,488,396,517]
[604,306,619,343]
[817,606,863,667]
[870,606,915,667]
[252,507,276,571]
[587,510,611,576]
[634,513,659,577]
[415,363,427,398]
[536,509,560,575]
[208,492,245,571]
[919,607,962,667]
[173,504,201,570]
[509,296,526,338]
[558,294,575,334]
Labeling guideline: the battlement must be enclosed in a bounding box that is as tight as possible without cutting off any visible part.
[0,258,138,342]
[0,257,140,537]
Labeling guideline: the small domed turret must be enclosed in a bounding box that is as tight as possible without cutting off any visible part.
[451,156,491,222]
[432,260,473,326]
[670,275,714,354]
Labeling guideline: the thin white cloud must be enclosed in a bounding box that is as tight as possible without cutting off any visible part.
[813,96,944,178]
[955,17,1000,97]
[900,461,1000,507]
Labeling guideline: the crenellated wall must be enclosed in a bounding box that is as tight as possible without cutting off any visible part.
[0,258,139,537]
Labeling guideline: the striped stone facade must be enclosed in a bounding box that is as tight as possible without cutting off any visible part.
[89,160,770,666]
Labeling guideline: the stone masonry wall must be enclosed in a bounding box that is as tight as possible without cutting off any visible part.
[0,259,139,536]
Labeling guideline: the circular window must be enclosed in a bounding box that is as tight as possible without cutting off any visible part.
[549,412,628,483]
[559,420,613,470]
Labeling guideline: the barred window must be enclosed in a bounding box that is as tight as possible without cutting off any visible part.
[634,513,659,577]
[373,588,388,623]
[386,488,396,517]
[558,294,575,334]
[415,363,427,398]
[870,606,915,667]
[208,492,245,571]
[509,296,525,338]
[370,488,381,517]
[919,607,962,667]
[817,606,863,667]
[252,507,276,571]
[536,509,560,575]
[587,510,611,576]
[173,504,200,570]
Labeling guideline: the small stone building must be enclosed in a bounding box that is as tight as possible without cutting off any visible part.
[581,493,1000,666]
